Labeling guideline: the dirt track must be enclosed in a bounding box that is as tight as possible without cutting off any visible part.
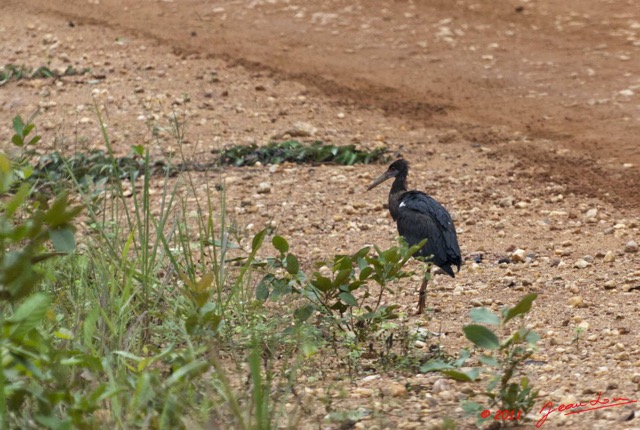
[12,0,640,208]
[1,1,640,429]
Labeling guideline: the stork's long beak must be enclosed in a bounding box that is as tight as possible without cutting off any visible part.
[366,169,397,191]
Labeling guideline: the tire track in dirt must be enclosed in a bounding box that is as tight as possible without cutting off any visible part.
[13,0,640,209]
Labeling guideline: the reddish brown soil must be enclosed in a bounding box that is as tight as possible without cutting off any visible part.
[1,1,639,429]
[13,0,640,208]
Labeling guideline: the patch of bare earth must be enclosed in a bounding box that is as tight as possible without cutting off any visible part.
[1,1,639,429]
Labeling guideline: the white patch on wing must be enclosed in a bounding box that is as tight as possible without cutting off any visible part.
[399,201,406,208]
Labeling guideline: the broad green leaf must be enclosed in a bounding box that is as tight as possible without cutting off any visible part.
[251,228,267,253]
[525,330,541,345]
[420,360,455,373]
[0,152,11,173]
[53,328,74,340]
[50,227,76,253]
[470,307,500,326]
[463,324,500,350]
[272,235,289,253]
[196,271,214,293]
[12,115,25,136]
[5,182,30,218]
[311,275,333,292]
[34,415,72,430]
[285,254,299,275]
[301,341,318,358]
[441,368,480,382]
[294,304,315,323]
[44,192,83,227]
[12,134,23,147]
[462,401,484,416]
[333,268,352,287]
[353,246,370,259]
[338,291,358,306]
[359,266,373,280]
[131,372,153,411]
[502,293,538,324]
[132,144,144,156]
[83,306,100,348]
[27,135,41,146]
[113,351,142,362]
[23,123,35,136]
[453,349,471,367]
[7,293,52,338]
[166,360,209,387]
[478,355,499,367]
[256,279,270,300]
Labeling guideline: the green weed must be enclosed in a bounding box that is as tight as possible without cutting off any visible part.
[421,294,540,428]
[0,64,91,86]
[217,140,388,166]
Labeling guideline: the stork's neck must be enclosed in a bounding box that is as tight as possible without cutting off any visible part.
[388,176,407,221]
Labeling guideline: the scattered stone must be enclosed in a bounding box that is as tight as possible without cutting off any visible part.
[603,251,616,262]
[361,375,380,382]
[511,248,526,263]
[585,208,598,218]
[352,387,375,398]
[432,379,450,394]
[286,121,317,137]
[498,196,515,207]
[383,382,408,398]
[624,240,638,253]
[567,296,585,308]
[257,182,272,194]
[574,259,591,269]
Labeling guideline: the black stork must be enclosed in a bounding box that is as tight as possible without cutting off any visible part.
[367,159,461,314]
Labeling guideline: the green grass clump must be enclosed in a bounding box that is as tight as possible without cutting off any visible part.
[217,140,388,166]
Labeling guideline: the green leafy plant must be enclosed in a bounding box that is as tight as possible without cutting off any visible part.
[421,294,540,427]
[1,116,87,428]
[217,140,388,166]
[28,148,172,196]
[0,64,91,86]
[257,236,426,343]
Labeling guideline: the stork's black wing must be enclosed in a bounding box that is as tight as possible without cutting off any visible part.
[396,191,461,277]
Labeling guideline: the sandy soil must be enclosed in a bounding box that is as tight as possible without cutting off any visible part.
[1,0,639,429]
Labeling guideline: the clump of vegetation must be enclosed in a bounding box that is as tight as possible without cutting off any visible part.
[257,236,425,342]
[0,64,91,86]
[421,294,540,428]
[30,147,170,193]
[0,113,546,429]
[0,114,416,429]
[217,140,388,166]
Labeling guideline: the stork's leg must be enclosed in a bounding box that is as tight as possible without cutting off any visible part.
[416,265,432,315]
[416,277,428,315]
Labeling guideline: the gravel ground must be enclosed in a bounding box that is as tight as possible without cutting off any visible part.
[1,2,639,429]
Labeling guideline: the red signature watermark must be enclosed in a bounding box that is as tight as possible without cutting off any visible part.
[479,393,638,427]
[536,393,637,428]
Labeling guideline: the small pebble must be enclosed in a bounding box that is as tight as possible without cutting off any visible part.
[624,240,638,253]
[257,182,272,194]
[603,251,616,262]
[568,296,585,308]
[574,259,591,269]
[511,248,526,263]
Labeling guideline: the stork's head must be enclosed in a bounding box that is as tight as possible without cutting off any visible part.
[367,159,409,191]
